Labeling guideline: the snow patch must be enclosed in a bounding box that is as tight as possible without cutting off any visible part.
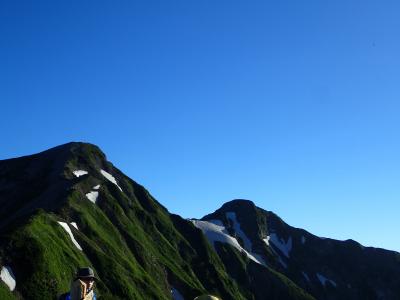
[301,236,306,244]
[268,233,292,258]
[224,213,266,264]
[93,185,101,190]
[86,191,99,203]
[171,287,184,300]
[302,271,310,282]
[316,273,337,287]
[192,219,265,266]
[73,170,88,177]
[252,253,267,265]
[0,266,16,291]
[57,222,82,250]
[70,222,78,230]
[263,235,288,268]
[226,212,252,251]
[100,169,122,191]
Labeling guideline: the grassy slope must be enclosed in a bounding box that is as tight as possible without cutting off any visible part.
[4,212,89,299]
[1,167,246,298]
[216,243,315,300]
[0,143,317,299]
[0,283,16,300]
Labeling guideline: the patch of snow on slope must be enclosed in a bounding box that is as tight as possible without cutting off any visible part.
[225,213,266,264]
[100,169,122,191]
[171,287,184,300]
[57,222,82,250]
[73,170,88,177]
[263,235,288,268]
[70,222,78,230]
[269,233,292,258]
[316,273,337,287]
[302,271,310,282]
[86,191,99,203]
[93,185,101,190]
[252,253,267,266]
[226,212,252,251]
[1,266,16,291]
[192,220,265,266]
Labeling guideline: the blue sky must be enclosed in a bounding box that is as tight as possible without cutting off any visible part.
[1,1,399,251]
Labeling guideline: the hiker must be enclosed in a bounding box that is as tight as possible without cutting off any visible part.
[69,267,97,300]
[194,295,221,300]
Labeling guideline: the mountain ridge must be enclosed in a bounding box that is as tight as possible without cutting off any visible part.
[0,142,399,300]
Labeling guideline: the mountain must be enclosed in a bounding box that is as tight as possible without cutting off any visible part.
[197,200,400,300]
[0,143,399,300]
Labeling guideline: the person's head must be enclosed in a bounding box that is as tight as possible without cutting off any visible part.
[76,267,96,288]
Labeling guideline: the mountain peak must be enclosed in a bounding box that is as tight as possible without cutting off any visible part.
[220,199,256,210]
[55,141,103,153]
[0,142,112,230]
[0,142,106,167]
[202,199,259,221]
[36,141,106,160]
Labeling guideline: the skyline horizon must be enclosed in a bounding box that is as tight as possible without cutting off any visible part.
[1,1,399,254]
[1,140,398,253]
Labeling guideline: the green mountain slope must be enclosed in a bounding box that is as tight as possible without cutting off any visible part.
[0,143,248,300]
[0,143,398,300]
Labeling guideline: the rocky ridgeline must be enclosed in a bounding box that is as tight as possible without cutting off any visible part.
[0,143,399,300]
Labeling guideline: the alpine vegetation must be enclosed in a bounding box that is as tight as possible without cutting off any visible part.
[0,143,399,300]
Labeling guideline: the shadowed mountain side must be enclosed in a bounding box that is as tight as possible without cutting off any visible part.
[200,199,400,300]
[0,143,398,300]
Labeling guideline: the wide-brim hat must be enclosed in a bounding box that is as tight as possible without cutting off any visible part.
[77,267,96,280]
[194,295,221,300]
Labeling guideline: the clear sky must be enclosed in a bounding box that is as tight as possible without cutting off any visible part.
[1,1,399,252]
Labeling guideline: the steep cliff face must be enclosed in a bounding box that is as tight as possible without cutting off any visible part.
[0,143,398,300]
